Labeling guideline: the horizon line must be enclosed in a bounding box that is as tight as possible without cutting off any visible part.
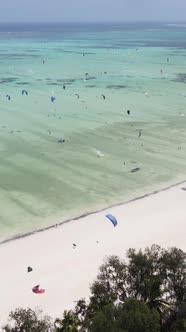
[0,20,186,24]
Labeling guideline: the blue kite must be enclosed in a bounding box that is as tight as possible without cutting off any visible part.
[106,214,118,227]
[51,96,56,102]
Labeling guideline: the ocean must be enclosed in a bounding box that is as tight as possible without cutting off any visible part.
[0,22,186,241]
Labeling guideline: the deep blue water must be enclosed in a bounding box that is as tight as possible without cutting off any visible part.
[0,22,186,48]
[0,22,186,49]
[0,22,185,32]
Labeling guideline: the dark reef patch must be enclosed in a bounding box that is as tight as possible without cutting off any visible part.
[0,77,17,84]
[16,82,30,85]
[171,73,186,83]
[56,78,76,83]
[84,76,96,81]
[63,50,94,55]
[106,84,127,89]
[0,53,40,59]
[85,85,96,88]
[145,42,186,48]
[47,83,61,86]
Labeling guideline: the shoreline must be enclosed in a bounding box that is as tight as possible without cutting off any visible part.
[1,178,185,246]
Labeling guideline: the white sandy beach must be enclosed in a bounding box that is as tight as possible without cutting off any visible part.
[0,182,186,325]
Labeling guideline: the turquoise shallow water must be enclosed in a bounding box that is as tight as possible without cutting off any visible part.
[0,22,186,241]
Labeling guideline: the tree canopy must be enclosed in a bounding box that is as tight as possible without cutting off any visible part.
[74,245,186,332]
[2,308,52,332]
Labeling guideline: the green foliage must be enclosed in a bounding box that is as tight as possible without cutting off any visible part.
[54,310,80,332]
[89,300,160,332]
[89,255,127,314]
[173,302,186,331]
[89,304,119,332]
[87,245,168,316]
[76,245,186,331]
[160,247,186,303]
[127,245,164,304]
[2,307,52,332]
[116,299,160,332]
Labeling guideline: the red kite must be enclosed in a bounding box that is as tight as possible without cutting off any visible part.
[32,285,45,294]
